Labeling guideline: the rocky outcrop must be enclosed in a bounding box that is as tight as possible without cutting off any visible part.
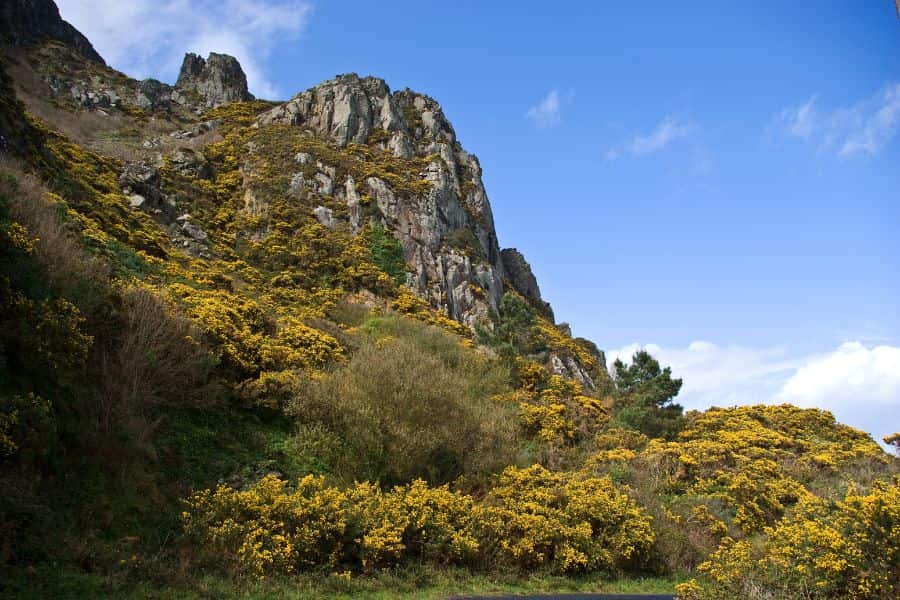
[170,148,211,179]
[259,74,507,328]
[259,75,399,146]
[257,74,612,383]
[175,53,254,108]
[501,248,554,320]
[0,0,104,64]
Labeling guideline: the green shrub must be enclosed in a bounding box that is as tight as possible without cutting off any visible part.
[365,221,407,284]
[287,315,516,484]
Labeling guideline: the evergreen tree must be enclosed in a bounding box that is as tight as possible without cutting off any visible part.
[611,350,684,439]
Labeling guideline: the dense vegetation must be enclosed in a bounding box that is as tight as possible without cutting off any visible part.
[0,45,898,600]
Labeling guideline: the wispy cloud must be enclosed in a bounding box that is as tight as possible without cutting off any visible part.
[56,0,313,99]
[526,89,562,128]
[776,84,900,157]
[608,340,900,447]
[606,116,695,160]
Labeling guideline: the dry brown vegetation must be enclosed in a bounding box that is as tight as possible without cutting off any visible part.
[286,315,519,484]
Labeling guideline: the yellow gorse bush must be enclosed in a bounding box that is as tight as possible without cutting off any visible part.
[514,368,609,446]
[478,464,654,574]
[763,481,899,598]
[694,480,900,599]
[590,404,886,534]
[168,284,342,377]
[183,465,654,577]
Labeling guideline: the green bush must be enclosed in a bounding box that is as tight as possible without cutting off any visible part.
[287,315,516,484]
[366,221,407,284]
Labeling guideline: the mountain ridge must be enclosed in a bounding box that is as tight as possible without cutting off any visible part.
[0,4,896,599]
[0,4,610,388]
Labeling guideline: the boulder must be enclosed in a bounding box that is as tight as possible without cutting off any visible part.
[170,149,211,179]
[119,162,160,205]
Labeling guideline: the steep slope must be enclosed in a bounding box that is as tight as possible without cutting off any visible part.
[258,74,506,328]
[1,19,610,388]
[1,4,896,599]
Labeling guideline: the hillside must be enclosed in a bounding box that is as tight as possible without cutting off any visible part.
[1,2,898,599]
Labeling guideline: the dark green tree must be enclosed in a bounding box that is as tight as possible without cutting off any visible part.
[611,350,684,440]
[366,221,407,284]
[477,292,541,360]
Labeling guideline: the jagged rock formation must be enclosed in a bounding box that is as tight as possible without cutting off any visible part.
[20,44,250,115]
[0,0,104,64]
[501,248,554,320]
[175,52,254,108]
[259,74,506,328]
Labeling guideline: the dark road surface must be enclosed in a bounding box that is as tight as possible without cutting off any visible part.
[452,595,674,600]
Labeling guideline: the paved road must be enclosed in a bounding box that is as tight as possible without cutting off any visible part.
[452,595,674,600]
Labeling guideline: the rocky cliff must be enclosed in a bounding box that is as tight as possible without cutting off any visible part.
[259,73,509,328]
[0,1,611,388]
[501,248,554,320]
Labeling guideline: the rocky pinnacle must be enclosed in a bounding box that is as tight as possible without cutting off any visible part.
[175,52,254,108]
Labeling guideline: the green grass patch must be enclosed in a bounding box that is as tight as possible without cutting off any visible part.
[2,565,683,599]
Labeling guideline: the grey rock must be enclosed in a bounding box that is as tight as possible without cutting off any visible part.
[119,162,161,205]
[258,74,509,327]
[181,221,208,242]
[314,172,333,195]
[342,176,361,232]
[550,353,596,392]
[258,74,402,146]
[170,149,211,179]
[175,52,254,108]
[501,248,554,319]
[313,206,334,228]
[134,78,171,109]
[289,172,307,195]
[316,161,336,179]
[388,131,413,158]
[294,152,312,164]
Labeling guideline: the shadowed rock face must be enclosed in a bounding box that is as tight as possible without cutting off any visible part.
[501,248,551,311]
[175,52,254,107]
[259,73,509,328]
[0,0,104,64]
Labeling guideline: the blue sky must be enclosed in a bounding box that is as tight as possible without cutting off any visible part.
[58,1,899,445]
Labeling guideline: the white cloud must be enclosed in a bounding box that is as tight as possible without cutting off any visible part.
[608,341,900,448]
[56,0,313,99]
[526,89,562,128]
[785,96,818,140]
[607,341,798,407]
[776,343,900,439]
[606,116,694,160]
[777,84,900,157]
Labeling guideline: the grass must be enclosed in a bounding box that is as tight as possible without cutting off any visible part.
[2,565,683,599]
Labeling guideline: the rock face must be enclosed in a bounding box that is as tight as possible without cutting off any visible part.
[0,0,104,64]
[501,248,554,320]
[175,53,254,107]
[259,74,507,328]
